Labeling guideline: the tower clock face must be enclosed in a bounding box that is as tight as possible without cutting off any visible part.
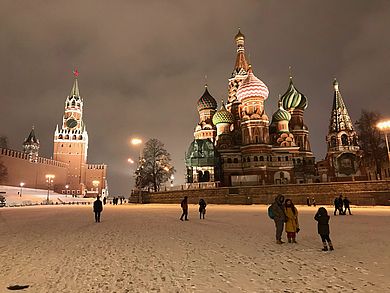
[66,118,78,129]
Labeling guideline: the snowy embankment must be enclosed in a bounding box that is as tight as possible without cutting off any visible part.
[0,204,389,292]
[0,185,93,206]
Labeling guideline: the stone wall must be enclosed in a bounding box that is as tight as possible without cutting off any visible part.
[140,180,390,206]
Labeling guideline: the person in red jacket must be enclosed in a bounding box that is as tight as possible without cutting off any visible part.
[180,196,189,221]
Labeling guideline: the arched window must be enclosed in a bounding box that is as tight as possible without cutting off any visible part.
[254,156,258,162]
[247,157,250,162]
[278,157,281,161]
[341,134,349,146]
[58,135,63,139]
[243,158,246,163]
[227,158,232,163]
[260,156,264,161]
[285,156,289,161]
[79,135,83,140]
[233,158,238,164]
[72,100,76,107]
[72,135,76,140]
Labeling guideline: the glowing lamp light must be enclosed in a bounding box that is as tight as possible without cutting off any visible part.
[131,138,143,145]
[128,158,134,164]
[377,120,390,131]
[20,182,25,187]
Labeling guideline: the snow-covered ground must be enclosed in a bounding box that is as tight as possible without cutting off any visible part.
[0,204,389,292]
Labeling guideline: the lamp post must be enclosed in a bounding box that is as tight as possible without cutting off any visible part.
[377,120,390,164]
[45,174,55,204]
[65,184,69,197]
[19,182,25,197]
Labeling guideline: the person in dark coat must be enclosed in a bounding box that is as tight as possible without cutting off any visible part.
[198,198,207,219]
[269,194,287,244]
[306,197,311,206]
[93,196,103,223]
[314,207,334,251]
[333,196,339,215]
[103,197,107,205]
[180,196,189,221]
[343,197,352,215]
[337,194,344,215]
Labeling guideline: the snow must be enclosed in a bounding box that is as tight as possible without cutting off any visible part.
[0,204,389,292]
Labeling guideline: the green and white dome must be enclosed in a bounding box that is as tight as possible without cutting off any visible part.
[272,103,291,122]
[280,77,307,111]
[212,102,234,125]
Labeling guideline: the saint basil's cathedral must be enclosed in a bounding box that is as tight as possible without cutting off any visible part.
[185,30,366,186]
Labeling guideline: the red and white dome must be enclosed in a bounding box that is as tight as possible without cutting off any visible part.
[236,68,269,101]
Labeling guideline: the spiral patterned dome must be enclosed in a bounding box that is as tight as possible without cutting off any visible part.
[280,77,307,111]
[272,103,291,122]
[197,86,217,112]
[236,68,269,102]
[213,102,234,125]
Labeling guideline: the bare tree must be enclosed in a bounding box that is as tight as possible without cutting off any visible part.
[355,110,387,178]
[135,139,175,192]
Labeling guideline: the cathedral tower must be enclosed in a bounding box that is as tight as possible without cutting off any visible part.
[227,29,250,143]
[53,71,89,194]
[326,79,362,178]
[194,85,217,141]
[23,126,40,163]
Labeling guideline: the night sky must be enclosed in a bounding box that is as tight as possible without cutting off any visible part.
[1,1,390,195]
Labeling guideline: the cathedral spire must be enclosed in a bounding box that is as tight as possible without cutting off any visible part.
[232,28,249,77]
[329,78,353,133]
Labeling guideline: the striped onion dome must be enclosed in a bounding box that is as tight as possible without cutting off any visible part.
[280,77,307,111]
[197,86,217,112]
[212,101,234,125]
[236,67,269,102]
[272,101,291,122]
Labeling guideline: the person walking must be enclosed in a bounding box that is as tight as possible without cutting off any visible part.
[343,197,352,215]
[314,207,334,251]
[103,197,107,205]
[180,196,189,221]
[198,198,207,219]
[284,199,300,243]
[312,197,316,207]
[338,194,344,215]
[269,194,287,244]
[93,196,103,223]
[333,196,339,215]
[306,197,311,206]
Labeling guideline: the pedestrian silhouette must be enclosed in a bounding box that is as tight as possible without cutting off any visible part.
[180,196,189,221]
[93,196,103,223]
[199,198,207,219]
[315,207,334,251]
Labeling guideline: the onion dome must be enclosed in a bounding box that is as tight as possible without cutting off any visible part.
[212,101,234,125]
[236,67,269,101]
[272,101,291,122]
[197,85,217,111]
[280,77,307,111]
[235,28,245,41]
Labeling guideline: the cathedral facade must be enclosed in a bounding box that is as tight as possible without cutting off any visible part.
[0,73,107,197]
[186,30,316,186]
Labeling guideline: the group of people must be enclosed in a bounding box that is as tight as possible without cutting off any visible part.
[179,196,207,221]
[334,194,352,215]
[269,194,334,251]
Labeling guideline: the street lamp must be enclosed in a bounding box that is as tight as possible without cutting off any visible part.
[45,174,55,204]
[19,182,25,197]
[377,120,390,164]
[65,184,69,197]
[170,175,174,188]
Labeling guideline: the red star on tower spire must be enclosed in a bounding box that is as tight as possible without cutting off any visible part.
[73,68,79,77]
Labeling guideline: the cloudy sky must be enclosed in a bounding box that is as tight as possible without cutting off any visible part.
[1,0,390,194]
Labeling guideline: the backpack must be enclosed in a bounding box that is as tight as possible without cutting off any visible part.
[268,205,275,219]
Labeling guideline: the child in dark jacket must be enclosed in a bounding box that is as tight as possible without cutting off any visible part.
[314,207,334,251]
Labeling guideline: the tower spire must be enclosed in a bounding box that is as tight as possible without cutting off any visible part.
[70,68,80,97]
[329,78,353,133]
[232,28,249,76]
